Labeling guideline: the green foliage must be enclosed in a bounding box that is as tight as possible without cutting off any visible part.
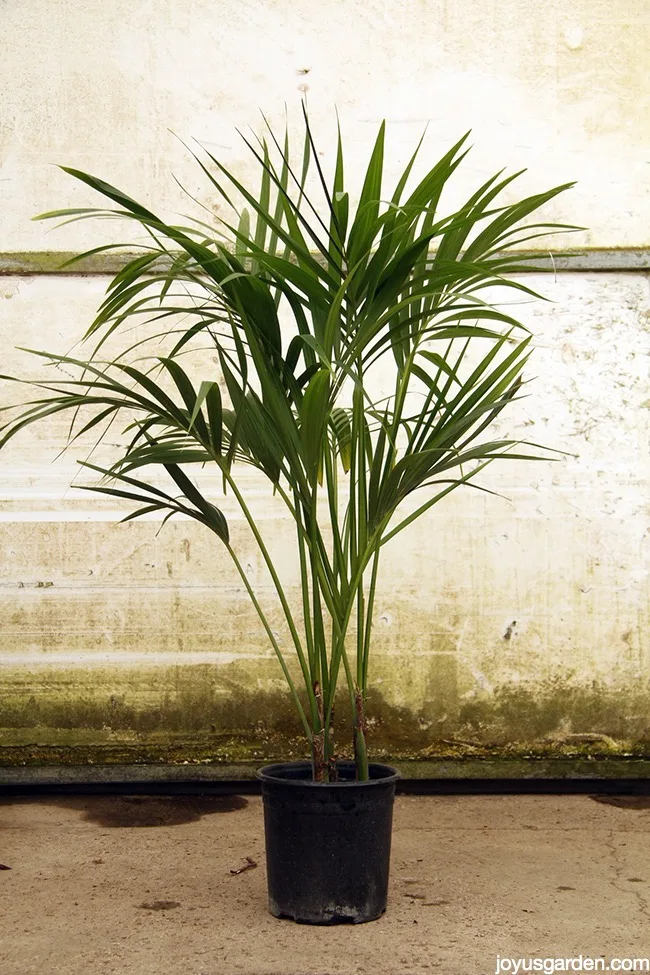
[0,107,577,780]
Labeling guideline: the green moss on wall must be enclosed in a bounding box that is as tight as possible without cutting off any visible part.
[1,660,649,769]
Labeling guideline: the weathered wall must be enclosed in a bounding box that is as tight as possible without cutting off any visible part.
[2,271,648,766]
[2,1,650,251]
[1,0,649,769]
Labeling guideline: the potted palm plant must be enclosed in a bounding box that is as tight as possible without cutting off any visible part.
[0,107,574,923]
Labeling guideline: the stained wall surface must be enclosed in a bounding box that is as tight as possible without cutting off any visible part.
[1,0,649,766]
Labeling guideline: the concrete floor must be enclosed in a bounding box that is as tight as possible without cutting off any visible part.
[0,792,648,975]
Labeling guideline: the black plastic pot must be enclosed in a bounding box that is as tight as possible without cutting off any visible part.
[257,760,399,924]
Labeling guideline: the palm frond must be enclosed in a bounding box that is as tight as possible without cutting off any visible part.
[4,108,577,781]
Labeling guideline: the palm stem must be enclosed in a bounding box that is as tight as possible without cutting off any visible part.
[221,467,316,717]
[226,542,313,746]
[362,546,381,690]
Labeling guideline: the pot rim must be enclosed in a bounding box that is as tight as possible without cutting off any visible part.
[257,760,399,788]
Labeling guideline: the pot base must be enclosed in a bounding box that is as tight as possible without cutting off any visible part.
[270,898,386,925]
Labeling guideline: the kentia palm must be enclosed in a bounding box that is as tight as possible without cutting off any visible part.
[1,109,575,787]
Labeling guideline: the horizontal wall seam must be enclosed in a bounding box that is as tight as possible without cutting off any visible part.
[2,759,650,785]
[1,249,650,276]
